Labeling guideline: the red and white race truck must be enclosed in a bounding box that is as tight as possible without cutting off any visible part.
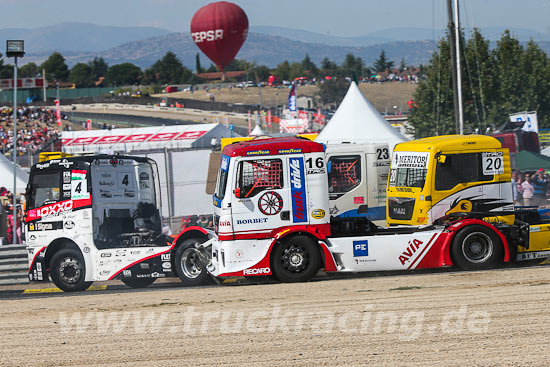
[176,136,550,284]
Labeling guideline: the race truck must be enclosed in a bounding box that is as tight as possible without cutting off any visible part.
[25,155,204,292]
[175,136,550,284]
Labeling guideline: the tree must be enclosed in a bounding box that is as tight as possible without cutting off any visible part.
[88,57,109,80]
[206,64,218,73]
[318,78,349,105]
[250,64,271,82]
[288,62,305,80]
[223,58,251,72]
[373,50,394,72]
[301,54,318,77]
[40,52,69,81]
[399,58,406,72]
[342,53,364,78]
[195,53,203,74]
[320,57,338,76]
[19,62,39,77]
[69,63,94,87]
[105,63,142,86]
[143,52,194,85]
[273,60,291,81]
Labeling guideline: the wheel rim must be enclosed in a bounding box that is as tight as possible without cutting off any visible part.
[181,248,203,279]
[462,232,493,263]
[280,244,309,273]
[58,257,83,284]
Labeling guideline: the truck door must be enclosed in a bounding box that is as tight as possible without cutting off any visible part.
[326,153,364,217]
[230,157,288,238]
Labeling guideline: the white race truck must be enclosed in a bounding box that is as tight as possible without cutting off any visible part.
[25,155,206,292]
[175,137,550,284]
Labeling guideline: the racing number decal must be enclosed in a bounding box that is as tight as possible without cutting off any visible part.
[71,170,90,200]
[377,148,389,160]
[482,152,504,175]
[258,191,283,215]
[121,174,129,186]
[306,157,324,169]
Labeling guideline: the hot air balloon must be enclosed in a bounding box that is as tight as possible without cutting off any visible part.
[190,1,248,76]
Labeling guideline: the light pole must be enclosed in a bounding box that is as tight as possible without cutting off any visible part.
[6,40,24,245]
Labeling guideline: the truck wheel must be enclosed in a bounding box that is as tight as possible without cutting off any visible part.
[272,235,321,282]
[174,238,209,286]
[451,225,503,270]
[121,277,156,288]
[50,249,93,292]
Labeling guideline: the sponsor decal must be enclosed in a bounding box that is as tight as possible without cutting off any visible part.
[99,181,115,186]
[306,168,325,175]
[63,191,71,198]
[36,162,51,169]
[100,270,110,276]
[161,253,171,261]
[192,29,224,43]
[139,172,149,180]
[27,200,73,220]
[354,196,365,204]
[236,218,268,225]
[398,239,424,265]
[353,240,369,257]
[243,267,270,275]
[289,157,307,223]
[100,252,112,258]
[64,220,75,229]
[116,250,127,257]
[28,247,35,254]
[278,148,302,155]
[220,220,231,227]
[83,246,90,253]
[482,152,504,175]
[530,226,541,233]
[101,193,112,198]
[124,190,136,198]
[29,235,36,241]
[374,161,391,167]
[28,221,63,231]
[330,206,339,215]
[220,155,230,171]
[396,187,413,192]
[59,159,73,168]
[162,262,172,270]
[137,274,151,278]
[71,170,90,200]
[151,272,166,278]
[123,270,132,277]
[246,150,270,156]
[140,262,150,269]
[392,152,430,169]
[311,209,325,219]
[130,250,142,255]
[63,171,71,183]
[235,250,243,258]
[101,172,113,178]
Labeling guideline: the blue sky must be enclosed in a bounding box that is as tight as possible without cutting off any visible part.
[2,0,550,36]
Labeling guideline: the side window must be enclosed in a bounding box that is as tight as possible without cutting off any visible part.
[328,155,361,197]
[435,153,493,191]
[236,159,283,198]
[28,172,61,209]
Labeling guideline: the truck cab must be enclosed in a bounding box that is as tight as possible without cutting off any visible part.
[386,135,514,226]
[25,156,174,291]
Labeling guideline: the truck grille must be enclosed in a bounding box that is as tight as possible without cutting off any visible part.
[388,197,415,220]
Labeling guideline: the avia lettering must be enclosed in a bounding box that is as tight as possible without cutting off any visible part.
[192,29,224,43]
[398,239,424,265]
[220,220,231,227]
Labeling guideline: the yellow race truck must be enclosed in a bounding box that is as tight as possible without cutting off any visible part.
[386,134,550,262]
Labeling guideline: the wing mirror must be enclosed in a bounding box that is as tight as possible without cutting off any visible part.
[234,187,242,198]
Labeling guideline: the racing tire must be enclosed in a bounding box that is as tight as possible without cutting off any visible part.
[174,238,209,286]
[121,277,156,288]
[271,235,321,283]
[451,225,503,270]
[50,248,93,292]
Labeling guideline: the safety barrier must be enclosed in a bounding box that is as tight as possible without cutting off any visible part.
[0,245,29,285]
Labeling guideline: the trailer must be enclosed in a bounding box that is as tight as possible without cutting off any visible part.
[176,136,550,284]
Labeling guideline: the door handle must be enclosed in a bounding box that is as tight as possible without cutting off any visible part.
[280,211,290,220]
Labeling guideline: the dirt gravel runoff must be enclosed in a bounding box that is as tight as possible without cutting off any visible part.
[2,266,550,366]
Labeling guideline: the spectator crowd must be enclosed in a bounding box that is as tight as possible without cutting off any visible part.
[512,169,550,207]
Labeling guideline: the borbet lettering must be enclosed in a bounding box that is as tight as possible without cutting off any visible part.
[192,29,224,43]
[398,239,424,265]
[237,218,268,225]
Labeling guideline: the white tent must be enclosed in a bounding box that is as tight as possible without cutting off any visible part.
[0,154,29,193]
[250,124,267,136]
[315,82,408,150]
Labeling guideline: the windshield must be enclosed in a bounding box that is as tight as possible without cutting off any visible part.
[214,155,230,200]
[389,151,430,189]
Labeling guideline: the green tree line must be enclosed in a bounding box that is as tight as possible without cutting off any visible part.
[0,49,402,89]
[409,29,550,137]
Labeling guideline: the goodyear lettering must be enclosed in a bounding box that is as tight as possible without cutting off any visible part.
[398,239,424,265]
[236,218,268,225]
[192,29,224,43]
[246,150,270,156]
[278,148,302,154]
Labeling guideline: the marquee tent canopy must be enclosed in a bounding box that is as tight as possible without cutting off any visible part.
[0,154,29,193]
[315,82,408,150]
[61,123,236,154]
